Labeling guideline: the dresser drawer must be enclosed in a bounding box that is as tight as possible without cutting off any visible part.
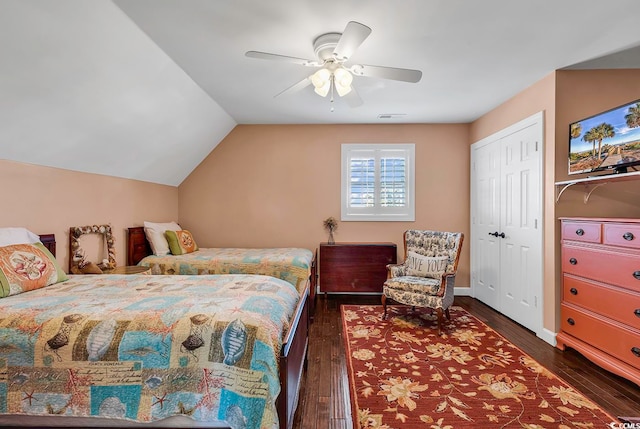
[604,223,640,249]
[563,275,640,329]
[562,244,640,292]
[561,304,640,370]
[562,221,601,243]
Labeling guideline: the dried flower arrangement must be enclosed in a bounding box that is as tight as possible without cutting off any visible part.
[323,217,338,244]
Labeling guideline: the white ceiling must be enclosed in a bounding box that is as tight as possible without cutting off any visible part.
[2,0,640,185]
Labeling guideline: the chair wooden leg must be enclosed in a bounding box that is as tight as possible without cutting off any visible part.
[445,308,451,320]
[436,308,444,336]
[381,294,387,319]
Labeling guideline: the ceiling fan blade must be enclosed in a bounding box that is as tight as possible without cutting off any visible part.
[333,21,372,61]
[274,77,312,98]
[350,64,422,83]
[344,86,363,108]
[245,51,320,67]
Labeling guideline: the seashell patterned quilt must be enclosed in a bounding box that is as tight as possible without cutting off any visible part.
[0,273,300,429]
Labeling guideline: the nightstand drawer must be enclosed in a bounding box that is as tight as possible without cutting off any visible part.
[563,275,640,328]
[562,221,601,243]
[561,304,640,370]
[604,223,640,249]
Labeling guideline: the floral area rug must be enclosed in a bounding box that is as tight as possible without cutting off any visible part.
[342,305,618,429]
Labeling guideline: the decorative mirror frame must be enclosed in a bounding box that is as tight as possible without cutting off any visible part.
[69,224,116,272]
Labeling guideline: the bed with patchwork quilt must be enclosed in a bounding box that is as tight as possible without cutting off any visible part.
[128,227,314,291]
[0,234,309,429]
[0,274,307,429]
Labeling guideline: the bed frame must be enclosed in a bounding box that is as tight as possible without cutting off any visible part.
[34,234,308,429]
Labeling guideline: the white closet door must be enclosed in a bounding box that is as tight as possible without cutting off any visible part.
[472,141,501,309]
[470,112,543,336]
[498,123,542,331]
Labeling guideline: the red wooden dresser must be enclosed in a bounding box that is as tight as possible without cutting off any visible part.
[319,242,397,293]
[557,217,640,386]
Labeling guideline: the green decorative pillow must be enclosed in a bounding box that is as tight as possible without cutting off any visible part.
[0,242,68,298]
[405,251,448,279]
[165,230,199,255]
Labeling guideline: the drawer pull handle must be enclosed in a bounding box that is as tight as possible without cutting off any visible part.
[623,232,635,241]
[569,258,577,265]
[575,228,584,236]
[570,288,578,295]
[632,347,640,358]
[567,318,575,326]
[635,309,640,318]
[634,271,640,280]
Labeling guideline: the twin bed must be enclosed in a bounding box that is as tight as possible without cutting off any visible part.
[0,231,316,429]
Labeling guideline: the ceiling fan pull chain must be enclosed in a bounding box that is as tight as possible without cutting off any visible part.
[330,76,335,112]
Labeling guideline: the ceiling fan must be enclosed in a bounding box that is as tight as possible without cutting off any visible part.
[245,21,422,110]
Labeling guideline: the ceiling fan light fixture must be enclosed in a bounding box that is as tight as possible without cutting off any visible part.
[333,68,353,96]
[314,82,330,97]
[311,68,331,97]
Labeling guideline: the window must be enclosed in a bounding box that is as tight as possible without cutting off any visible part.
[341,143,415,221]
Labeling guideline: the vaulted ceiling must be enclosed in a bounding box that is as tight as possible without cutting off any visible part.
[2,0,640,186]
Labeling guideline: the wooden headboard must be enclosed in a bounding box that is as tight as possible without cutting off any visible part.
[127,226,152,266]
[39,234,56,257]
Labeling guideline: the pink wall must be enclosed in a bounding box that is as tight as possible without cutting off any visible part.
[178,124,472,287]
[0,159,179,271]
[469,73,558,333]
[555,69,640,218]
[470,69,640,334]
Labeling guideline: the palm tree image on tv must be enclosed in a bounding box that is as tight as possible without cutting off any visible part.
[568,100,640,174]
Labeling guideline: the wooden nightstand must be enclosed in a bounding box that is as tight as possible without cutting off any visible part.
[319,242,397,294]
[101,266,151,275]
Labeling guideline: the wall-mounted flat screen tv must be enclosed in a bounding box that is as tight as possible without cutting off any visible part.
[568,98,640,175]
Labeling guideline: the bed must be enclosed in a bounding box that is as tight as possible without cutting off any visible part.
[0,234,309,429]
[127,226,317,317]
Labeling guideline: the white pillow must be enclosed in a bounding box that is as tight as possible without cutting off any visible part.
[0,227,41,246]
[405,251,448,278]
[143,221,181,256]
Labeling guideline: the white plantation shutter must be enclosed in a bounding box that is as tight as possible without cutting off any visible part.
[341,144,415,221]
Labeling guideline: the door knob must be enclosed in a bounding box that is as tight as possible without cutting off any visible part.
[498,232,506,238]
[488,232,499,237]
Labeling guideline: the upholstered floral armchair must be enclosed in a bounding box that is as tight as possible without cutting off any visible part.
[382,230,464,334]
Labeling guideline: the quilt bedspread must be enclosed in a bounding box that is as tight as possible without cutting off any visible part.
[0,274,300,429]
[138,247,314,293]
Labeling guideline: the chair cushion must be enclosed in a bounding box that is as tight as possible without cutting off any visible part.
[383,284,445,309]
[384,275,441,295]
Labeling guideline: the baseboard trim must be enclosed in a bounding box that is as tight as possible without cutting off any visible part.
[454,286,472,296]
[538,327,557,347]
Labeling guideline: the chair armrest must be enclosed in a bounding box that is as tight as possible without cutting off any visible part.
[387,263,407,278]
[435,272,456,297]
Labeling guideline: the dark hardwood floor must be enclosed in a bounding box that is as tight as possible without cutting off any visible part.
[293,294,640,429]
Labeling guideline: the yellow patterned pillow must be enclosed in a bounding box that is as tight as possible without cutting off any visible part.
[165,230,199,255]
[0,242,68,298]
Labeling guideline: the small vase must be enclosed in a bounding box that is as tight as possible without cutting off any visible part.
[328,231,335,245]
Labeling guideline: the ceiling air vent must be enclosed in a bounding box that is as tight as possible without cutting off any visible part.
[377,113,407,119]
